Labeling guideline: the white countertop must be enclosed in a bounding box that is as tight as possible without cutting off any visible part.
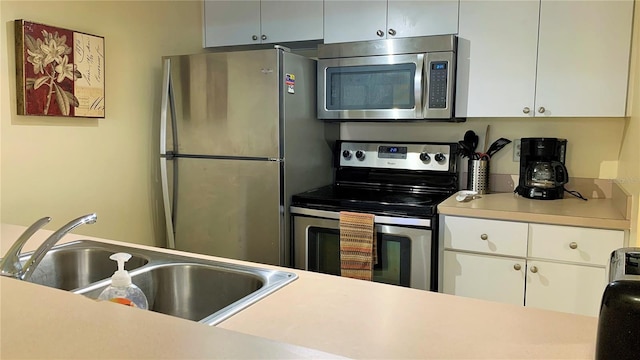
[1,223,600,359]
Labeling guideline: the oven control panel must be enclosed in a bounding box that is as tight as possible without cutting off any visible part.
[339,141,454,171]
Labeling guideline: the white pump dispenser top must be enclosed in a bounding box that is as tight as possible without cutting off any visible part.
[98,252,148,309]
[109,252,132,287]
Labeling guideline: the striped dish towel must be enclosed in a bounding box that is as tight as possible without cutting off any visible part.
[339,211,377,281]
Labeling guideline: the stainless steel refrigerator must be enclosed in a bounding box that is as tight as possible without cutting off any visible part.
[159,48,335,266]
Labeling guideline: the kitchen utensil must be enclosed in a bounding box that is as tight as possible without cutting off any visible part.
[483,125,490,153]
[463,130,478,154]
[486,138,512,158]
[458,141,473,158]
[474,152,490,160]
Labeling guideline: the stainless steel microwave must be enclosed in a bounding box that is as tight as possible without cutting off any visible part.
[317,35,461,122]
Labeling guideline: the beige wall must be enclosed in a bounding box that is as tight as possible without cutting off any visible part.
[617,1,640,246]
[0,1,203,245]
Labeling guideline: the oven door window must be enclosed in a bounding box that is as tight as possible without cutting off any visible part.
[326,63,416,111]
[307,227,411,287]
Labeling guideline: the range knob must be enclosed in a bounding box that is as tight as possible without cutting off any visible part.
[342,150,352,160]
[355,150,366,160]
[434,153,446,162]
[419,152,431,162]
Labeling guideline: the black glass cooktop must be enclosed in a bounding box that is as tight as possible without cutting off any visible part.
[291,185,450,218]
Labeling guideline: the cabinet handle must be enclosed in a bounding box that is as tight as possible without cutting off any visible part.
[530,266,538,273]
[261,34,267,41]
[480,234,488,241]
[538,106,546,114]
[523,107,530,114]
[388,28,396,36]
[569,242,578,250]
[376,30,384,37]
[252,35,258,41]
[514,264,521,271]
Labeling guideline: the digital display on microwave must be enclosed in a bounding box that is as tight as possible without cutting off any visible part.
[432,63,447,70]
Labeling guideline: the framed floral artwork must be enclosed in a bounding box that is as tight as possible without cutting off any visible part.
[15,20,105,118]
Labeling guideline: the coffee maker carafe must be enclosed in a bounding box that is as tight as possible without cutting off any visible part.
[516,138,568,200]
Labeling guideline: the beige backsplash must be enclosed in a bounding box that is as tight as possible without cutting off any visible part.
[460,173,616,199]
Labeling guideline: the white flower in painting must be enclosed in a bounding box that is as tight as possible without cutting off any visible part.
[54,55,74,83]
[54,34,72,56]
[41,37,66,66]
[27,48,45,74]
[24,26,81,116]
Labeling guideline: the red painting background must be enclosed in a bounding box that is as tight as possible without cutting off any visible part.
[22,21,75,116]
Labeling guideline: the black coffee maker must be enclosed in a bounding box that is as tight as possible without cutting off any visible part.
[515,138,568,200]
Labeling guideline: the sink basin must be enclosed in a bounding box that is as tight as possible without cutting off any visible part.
[24,242,149,291]
[79,262,270,324]
[19,240,298,325]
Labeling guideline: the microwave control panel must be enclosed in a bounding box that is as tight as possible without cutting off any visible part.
[428,61,448,109]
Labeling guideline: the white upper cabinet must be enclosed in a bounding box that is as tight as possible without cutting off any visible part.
[204,1,261,47]
[261,0,324,44]
[387,0,459,39]
[535,0,633,117]
[324,0,459,44]
[455,0,539,117]
[455,0,633,118]
[324,1,387,43]
[204,0,323,47]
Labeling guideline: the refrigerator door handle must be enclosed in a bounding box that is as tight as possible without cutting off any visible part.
[160,58,170,155]
[160,58,176,249]
[160,157,176,249]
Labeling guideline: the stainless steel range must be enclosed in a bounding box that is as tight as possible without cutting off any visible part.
[290,141,459,291]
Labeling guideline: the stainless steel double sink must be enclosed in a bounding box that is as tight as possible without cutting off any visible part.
[22,240,297,325]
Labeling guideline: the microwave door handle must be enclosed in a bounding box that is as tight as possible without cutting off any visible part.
[417,54,426,119]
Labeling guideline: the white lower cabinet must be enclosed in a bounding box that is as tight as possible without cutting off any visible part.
[443,251,525,306]
[442,216,625,317]
[525,260,606,317]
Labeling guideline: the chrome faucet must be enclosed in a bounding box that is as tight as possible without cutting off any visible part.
[0,213,97,280]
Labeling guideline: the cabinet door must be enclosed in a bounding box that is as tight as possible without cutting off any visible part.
[324,0,387,43]
[535,0,633,117]
[387,0,458,39]
[525,260,606,317]
[203,0,261,47]
[443,251,525,306]
[261,0,323,43]
[455,0,539,117]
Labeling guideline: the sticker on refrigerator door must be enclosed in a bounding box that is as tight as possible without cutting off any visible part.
[285,74,295,94]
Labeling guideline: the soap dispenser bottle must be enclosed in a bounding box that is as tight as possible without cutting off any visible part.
[98,252,148,309]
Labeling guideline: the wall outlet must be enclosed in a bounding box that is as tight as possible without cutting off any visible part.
[513,139,521,162]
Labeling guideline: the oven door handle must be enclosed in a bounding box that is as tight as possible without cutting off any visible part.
[290,207,431,227]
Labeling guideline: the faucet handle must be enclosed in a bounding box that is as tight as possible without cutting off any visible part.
[21,213,97,281]
[0,217,51,277]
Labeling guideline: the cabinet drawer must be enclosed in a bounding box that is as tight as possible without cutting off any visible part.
[528,224,624,266]
[443,217,528,257]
